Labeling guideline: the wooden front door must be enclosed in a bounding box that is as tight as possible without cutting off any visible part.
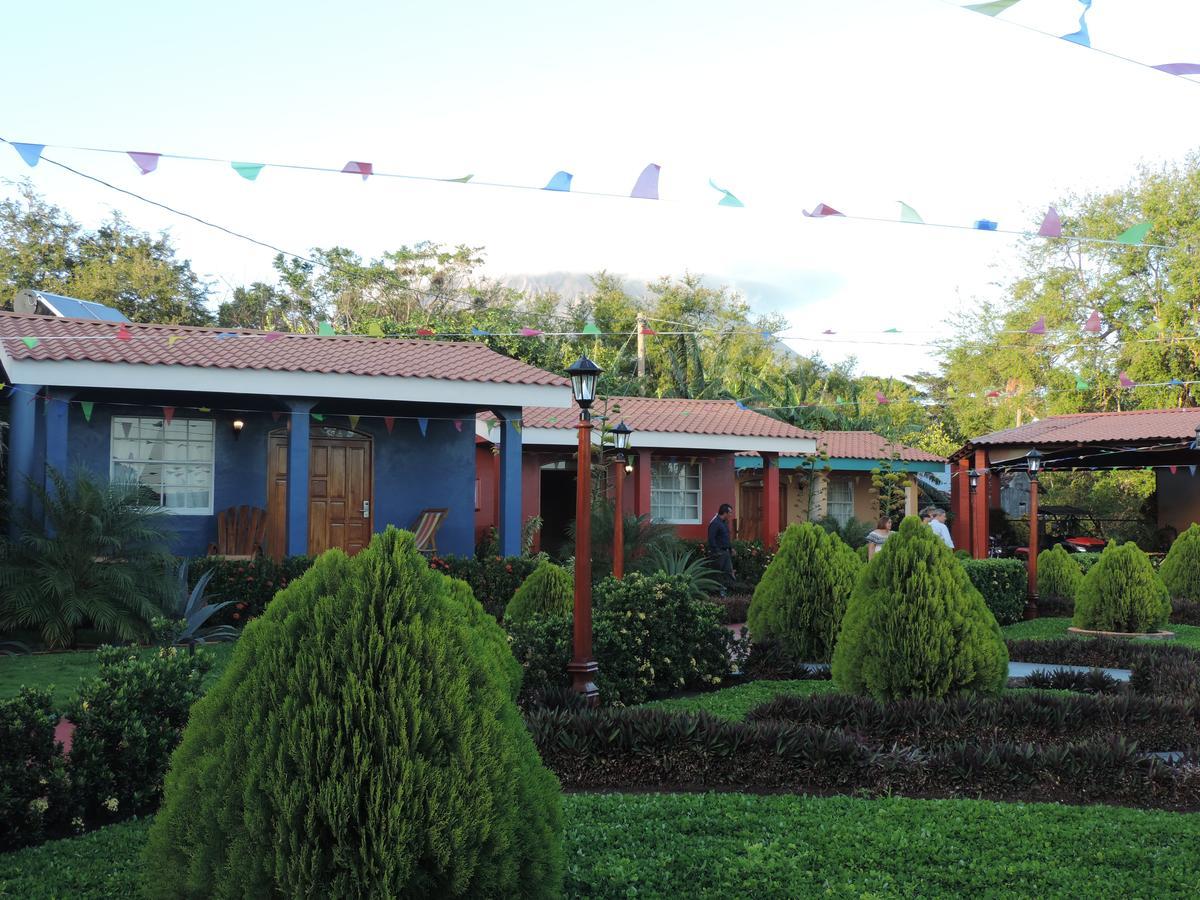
[266,429,374,559]
[737,481,788,542]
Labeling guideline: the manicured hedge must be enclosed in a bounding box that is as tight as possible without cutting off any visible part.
[1006,637,1200,700]
[960,558,1027,626]
[429,554,541,619]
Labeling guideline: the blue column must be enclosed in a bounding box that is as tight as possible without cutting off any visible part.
[286,399,315,556]
[496,407,523,557]
[44,390,74,481]
[7,384,41,538]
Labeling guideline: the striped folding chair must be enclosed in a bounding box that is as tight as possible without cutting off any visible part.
[410,508,449,556]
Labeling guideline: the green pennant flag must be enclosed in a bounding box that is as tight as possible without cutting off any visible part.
[1116,222,1152,245]
[965,0,1022,14]
[317,321,336,336]
[20,337,38,349]
[312,413,325,422]
[443,174,474,183]
[898,202,923,224]
[367,322,384,337]
[582,321,602,336]
[81,401,94,422]
[883,328,900,334]
[487,418,498,430]
[231,162,265,181]
[1075,376,1090,390]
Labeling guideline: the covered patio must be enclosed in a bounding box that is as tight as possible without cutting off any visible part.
[950,409,1200,560]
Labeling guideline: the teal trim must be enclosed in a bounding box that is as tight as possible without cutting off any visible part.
[735,457,946,474]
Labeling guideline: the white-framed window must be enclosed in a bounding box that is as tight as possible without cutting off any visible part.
[110,417,215,515]
[826,478,854,526]
[651,460,702,524]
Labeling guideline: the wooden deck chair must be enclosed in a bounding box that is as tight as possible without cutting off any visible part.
[410,508,449,556]
[207,505,268,560]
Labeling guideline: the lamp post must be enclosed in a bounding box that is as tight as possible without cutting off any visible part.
[968,468,979,557]
[566,355,602,704]
[1025,448,1042,620]
[610,421,633,579]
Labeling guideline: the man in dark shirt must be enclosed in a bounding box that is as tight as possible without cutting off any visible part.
[707,503,735,593]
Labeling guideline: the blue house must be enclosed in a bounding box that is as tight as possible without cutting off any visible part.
[0,304,571,558]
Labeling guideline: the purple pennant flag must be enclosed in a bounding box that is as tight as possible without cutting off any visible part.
[127,151,161,174]
[1118,371,1136,388]
[263,331,283,342]
[10,142,44,167]
[342,161,373,181]
[1027,316,1046,335]
[803,203,844,218]
[519,327,543,337]
[875,391,890,405]
[544,171,573,191]
[1084,310,1102,333]
[1038,206,1062,237]
[417,417,429,437]
[630,163,661,200]
[1153,63,1200,76]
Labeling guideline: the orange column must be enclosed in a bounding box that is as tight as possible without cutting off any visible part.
[762,452,780,549]
[635,448,653,518]
[951,457,970,549]
[972,448,990,559]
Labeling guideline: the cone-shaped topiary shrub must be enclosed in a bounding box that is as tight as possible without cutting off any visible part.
[1073,540,1171,634]
[505,560,573,624]
[1037,544,1083,608]
[746,523,862,663]
[1160,523,1200,603]
[831,516,1008,700]
[143,527,563,899]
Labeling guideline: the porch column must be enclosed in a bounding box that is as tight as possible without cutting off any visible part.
[6,384,40,539]
[971,448,990,559]
[44,390,74,481]
[495,407,523,557]
[286,399,315,556]
[904,481,918,517]
[951,458,970,549]
[635,448,653,518]
[762,452,780,548]
[809,471,829,520]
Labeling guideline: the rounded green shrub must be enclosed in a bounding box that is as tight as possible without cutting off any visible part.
[831,516,1008,700]
[1073,540,1170,634]
[746,523,862,663]
[1037,545,1083,607]
[144,527,563,899]
[505,561,573,624]
[1160,523,1200,603]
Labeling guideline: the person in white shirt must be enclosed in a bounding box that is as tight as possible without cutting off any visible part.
[928,508,954,549]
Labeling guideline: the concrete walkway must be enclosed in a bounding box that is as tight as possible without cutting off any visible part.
[795,661,1133,682]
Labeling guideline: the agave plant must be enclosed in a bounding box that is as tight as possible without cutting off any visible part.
[639,546,722,598]
[0,467,176,649]
[166,560,239,647]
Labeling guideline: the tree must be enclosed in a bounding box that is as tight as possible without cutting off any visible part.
[870,456,909,521]
[1073,541,1171,633]
[505,561,573,623]
[0,181,76,300]
[1160,523,1200,602]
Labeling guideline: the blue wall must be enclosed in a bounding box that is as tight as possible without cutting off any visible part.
[52,398,477,558]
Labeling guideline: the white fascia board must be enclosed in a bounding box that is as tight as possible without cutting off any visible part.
[485,425,817,454]
[3,359,574,408]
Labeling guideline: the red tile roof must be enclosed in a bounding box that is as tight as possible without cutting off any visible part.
[970,409,1200,447]
[518,396,817,439]
[0,312,567,386]
[818,431,945,462]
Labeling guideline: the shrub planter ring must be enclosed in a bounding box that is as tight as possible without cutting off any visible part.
[1067,627,1176,640]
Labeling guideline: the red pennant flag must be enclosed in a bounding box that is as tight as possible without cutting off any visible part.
[1027,316,1046,335]
[875,391,889,405]
[162,406,175,425]
[416,328,436,336]
[342,160,373,180]
[1169,465,1178,475]
[985,390,1000,398]
[519,327,543,337]
[453,420,463,432]
[384,416,395,434]
[116,324,132,341]
[127,151,161,174]
[803,203,845,218]
[640,327,657,335]
[1084,311,1102,333]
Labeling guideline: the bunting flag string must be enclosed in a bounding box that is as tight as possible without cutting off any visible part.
[0,136,1170,247]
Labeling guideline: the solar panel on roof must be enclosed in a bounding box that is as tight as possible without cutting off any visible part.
[13,290,130,323]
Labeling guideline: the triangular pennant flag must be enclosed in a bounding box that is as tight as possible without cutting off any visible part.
[342,161,373,180]
[898,202,923,224]
[1075,376,1090,390]
[835,396,846,405]
[487,418,498,430]
[582,321,602,336]
[318,321,336,336]
[875,392,890,405]
[640,326,657,335]
[1038,206,1062,238]
[262,331,283,342]
[81,401,94,422]
[1061,0,1092,47]
[822,329,836,335]
[442,174,473,183]
[20,337,38,349]
[384,416,395,434]
[312,413,325,422]
[168,334,185,347]
[974,220,998,231]
[231,162,264,181]
[367,322,384,337]
[120,420,132,437]
[271,410,282,421]
[1027,316,1046,335]
[1191,466,1198,477]
[985,390,1001,398]
[417,417,429,437]
[544,171,573,191]
[965,0,1023,14]
[417,328,436,336]
[215,332,238,340]
[453,419,463,432]
[10,142,44,167]
[883,327,901,334]
[162,406,175,426]
[708,178,744,207]
[519,327,543,337]
[1153,63,1200,76]
[803,203,844,218]
[198,407,211,413]
[630,163,661,200]
[127,151,161,174]
[470,326,491,337]
[1116,222,1152,245]
[1169,378,1185,386]
[1084,310,1102,333]
[735,401,748,410]
[1118,371,1136,388]
[512,421,522,434]
[348,415,360,430]
[1170,466,1178,475]
[547,417,558,424]
[116,324,132,341]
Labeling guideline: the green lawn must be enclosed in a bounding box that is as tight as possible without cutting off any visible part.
[1002,616,1200,649]
[5,795,1199,899]
[0,643,237,705]
[641,678,837,719]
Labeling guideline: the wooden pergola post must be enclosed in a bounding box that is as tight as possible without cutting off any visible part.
[971,447,990,559]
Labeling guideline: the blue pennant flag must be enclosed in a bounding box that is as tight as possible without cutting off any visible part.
[417,417,429,437]
[735,401,748,410]
[10,142,44,167]
[974,219,999,231]
[544,171,573,191]
[470,327,491,337]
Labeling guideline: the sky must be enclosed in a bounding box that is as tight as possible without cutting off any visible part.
[4,0,1200,376]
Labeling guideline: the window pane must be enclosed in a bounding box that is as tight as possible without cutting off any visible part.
[111,418,214,515]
